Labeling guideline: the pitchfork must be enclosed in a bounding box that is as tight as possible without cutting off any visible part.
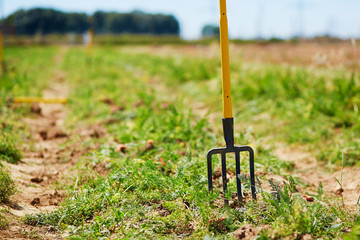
[206,0,256,205]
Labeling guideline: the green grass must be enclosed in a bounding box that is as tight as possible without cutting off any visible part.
[117,51,360,167]
[21,46,360,239]
[4,45,359,239]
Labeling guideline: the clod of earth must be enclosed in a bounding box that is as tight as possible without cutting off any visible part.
[8,202,23,210]
[157,203,172,217]
[302,194,315,202]
[30,177,43,183]
[335,187,344,196]
[39,131,47,140]
[30,198,40,206]
[209,217,228,233]
[133,100,144,108]
[104,118,120,125]
[157,158,167,166]
[110,105,125,114]
[116,144,127,153]
[101,98,115,105]
[233,224,271,240]
[93,162,110,177]
[143,139,155,151]
[88,128,106,139]
[54,131,67,138]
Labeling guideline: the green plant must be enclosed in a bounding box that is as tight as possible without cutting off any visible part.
[0,131,22,164]
[0,164,16,202]
[0,214,9,230]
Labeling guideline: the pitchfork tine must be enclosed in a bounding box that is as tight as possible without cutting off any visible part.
[221,152,228,205]
[235,151,242,202]
[249,148,257,200]
[207,151,213,193]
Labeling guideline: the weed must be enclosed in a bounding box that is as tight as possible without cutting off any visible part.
[0,213,9,230]
[0,163,16,202]
[344,225,360,240]
[0,130,22,164]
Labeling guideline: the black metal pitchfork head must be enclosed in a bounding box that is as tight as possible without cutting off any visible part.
[207,118,256,205]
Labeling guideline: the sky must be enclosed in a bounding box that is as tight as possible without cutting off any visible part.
[3,0,360,39]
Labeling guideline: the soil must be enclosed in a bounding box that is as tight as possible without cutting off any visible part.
[233,224,271,240]
[273,145,360,207]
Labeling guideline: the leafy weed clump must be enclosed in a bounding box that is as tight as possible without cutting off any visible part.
[0,163,16,202]
[0,131,22,164]
[251,178,354,239]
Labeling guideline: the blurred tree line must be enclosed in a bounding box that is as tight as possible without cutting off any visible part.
[201,24,219,38]
[2,8,180,35]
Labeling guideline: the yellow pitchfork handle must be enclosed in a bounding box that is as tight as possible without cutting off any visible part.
[219,0,232,118]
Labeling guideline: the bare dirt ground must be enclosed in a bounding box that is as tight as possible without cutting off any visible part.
[274,146,360,207]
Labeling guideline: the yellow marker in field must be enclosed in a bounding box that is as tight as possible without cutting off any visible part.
[219,0,232,118]
[86,28,94,59]
[9,97,67,104]
[0,30,6,72]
